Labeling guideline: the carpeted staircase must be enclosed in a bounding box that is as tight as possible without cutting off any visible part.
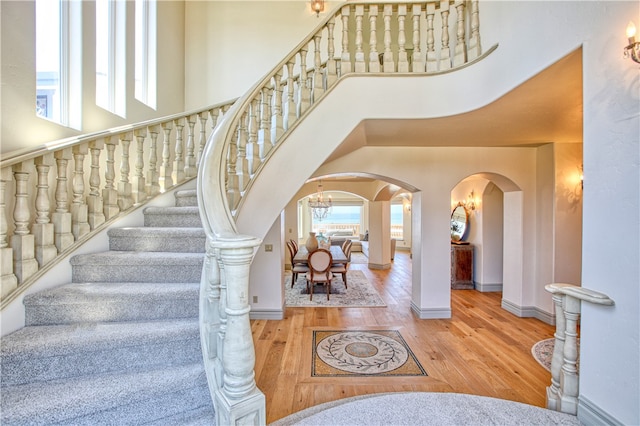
[0,189,216,425]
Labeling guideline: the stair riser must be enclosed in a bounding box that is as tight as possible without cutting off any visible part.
[25,298,199,326]
[144,212,202,227]
[2,336,201,386]
[175,194,198,207]
[72,262,203,283]
[109,235,206,252]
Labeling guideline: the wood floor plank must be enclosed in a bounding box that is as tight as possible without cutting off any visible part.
[253,251,555,424]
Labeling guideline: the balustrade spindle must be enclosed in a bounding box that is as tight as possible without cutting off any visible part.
[439,1,452,70]
[547,291,566,411]
[248,98,261,176]
[285,60,297,130]
[117,133,134,211]
[312,33,326,101]
[560,296,581,414]
[468,0,481,60]
[160,122,173,191]
[259,86,273,159]
[201,241,223,386]
[173,118,186,184]
[236,113,250,193]
[354,5,366,73]
[271,71,285,142]
[185,115,197,178]
[412,5,424,72]
[33,155,57,267]
[11,163,38,283]
[425,3,437,72]
[226,132,240,211]
[87,141,106,229]
[297,46,311,117]
[326,18,338,87]
[0,167,18,298]
[397,5,409,72]
[147,126,161,196]
[71,145,90,240]
[453,1,467,66]
[368,6,381,72]
[102,138,120,220]
[197,112,208,167]
[215,249,227,389]
[209,108,220,136]
[132,129,147,205]
[340,5,351,75]
[53,149,74,251]
[383,5,394,72]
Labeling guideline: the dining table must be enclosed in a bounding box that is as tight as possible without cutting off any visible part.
[293,245,348,264]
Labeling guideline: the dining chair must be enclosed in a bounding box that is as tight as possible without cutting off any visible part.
[287,241,309,287]
[290,239,299,252]
[331,242,352,289]
[305,248,333,301]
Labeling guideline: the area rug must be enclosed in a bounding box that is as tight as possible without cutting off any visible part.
[531,338,580,372]
[285,270,386,307]
[311,330,427,377]
[350,252,368,264]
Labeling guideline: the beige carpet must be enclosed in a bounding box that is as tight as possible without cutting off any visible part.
[285,270,386,307]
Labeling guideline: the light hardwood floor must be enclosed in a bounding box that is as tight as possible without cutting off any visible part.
[252,250,555,424]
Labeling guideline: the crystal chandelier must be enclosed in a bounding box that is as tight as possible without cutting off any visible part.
[309,182,332,221]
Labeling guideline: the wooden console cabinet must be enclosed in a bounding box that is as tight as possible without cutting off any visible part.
[451,244,474,290]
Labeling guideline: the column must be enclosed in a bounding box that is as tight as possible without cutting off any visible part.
[368,200,392,269]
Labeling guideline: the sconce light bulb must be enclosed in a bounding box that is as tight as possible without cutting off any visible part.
[627,21,636,39]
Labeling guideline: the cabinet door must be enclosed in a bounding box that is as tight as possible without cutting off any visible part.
[451,245,473,289]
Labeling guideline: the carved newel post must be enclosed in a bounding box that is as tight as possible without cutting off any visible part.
[213,234,265,425]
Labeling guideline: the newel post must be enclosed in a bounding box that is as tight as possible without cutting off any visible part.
[212,234,265,425]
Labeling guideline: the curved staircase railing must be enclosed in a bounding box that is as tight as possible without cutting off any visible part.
[196,1,493,423]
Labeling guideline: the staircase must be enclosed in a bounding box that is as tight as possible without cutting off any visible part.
[0,189,215,425]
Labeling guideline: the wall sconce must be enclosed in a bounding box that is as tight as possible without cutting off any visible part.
[579,164,584,190]
[624,21,640,63]
[404,203,411,212]
[456,190,477,212]
[311,0,325,17]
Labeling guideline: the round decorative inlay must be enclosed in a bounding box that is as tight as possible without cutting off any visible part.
[316,331,409,374]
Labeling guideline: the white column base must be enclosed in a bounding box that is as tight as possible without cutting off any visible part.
[215,388,265,426]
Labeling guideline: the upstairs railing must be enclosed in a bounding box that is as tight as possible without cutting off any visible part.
[0,100,236,307]
[196,1,492,424]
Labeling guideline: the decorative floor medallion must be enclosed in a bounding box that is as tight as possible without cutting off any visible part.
[312,330,427,377]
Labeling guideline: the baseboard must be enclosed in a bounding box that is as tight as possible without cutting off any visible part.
[578,395,624,426]
[368,262,391,270]
[475,282,502,292]
[250,308,284,320]
[411,301,451,319]
[501,299,555,325]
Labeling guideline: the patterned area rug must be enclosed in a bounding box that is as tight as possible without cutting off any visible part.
[312,330,427,377]
[285,270,386,307]
[531,338,580,372]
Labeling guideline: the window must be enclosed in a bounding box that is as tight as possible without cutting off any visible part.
[390,203,403,240]
[36,0,81,128]
[96,0,126,116]
[135,0,157,109]
[312,205,363,237]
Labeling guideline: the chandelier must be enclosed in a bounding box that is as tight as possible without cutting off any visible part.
[309,182,332,221]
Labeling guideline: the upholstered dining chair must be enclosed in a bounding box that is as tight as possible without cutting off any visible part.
[305,248,333,301]
[331,242,352,289]
[286,241,309,287]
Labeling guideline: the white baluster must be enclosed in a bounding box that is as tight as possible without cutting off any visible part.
[425,3,437,72]
[397,5,409,72]
[226,132,240,212]
[71,145,90,240]
[312,32,326,101]
[326,18,338,87]
[173,118,186,184]
[197,112,208,167]
[117,133,134,211]
[213,236,265,426]
[11,163,38,283]
[340,5,352,75]
[102,138,120,220]
[248,98,261,176]
[383,4,394,72]
[412,4,424,72]
[368,6,380,72]
[438,0,452,70]
[546,290,566,411]
[0,167,18,298]
[132,129,147,205]
[185,114,197,178]
[284,60,297,130]
[559,295,581,415]
[271,71,285,142]
[147,126,161,196]
[468,0,481,60]
[259,86,273,158]
[210,108,220,135]
[87,140,106,229]
[33,155,57,267]
[52,148,74,251]
[215,246,227,389]
[236,113,250,192]
[201,240,223,388]
[354,5,366,73]
[297,46,311,117]
[453,0,467,66]
[160,121,174,191]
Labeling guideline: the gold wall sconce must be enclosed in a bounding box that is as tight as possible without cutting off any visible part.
[311,0,325,17]
[456,190,478,212]
[624,21,640,63]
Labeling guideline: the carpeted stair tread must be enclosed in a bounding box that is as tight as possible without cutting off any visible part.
[24,282,199,325]
[0,363,212,425]
[146,405,216,425]
[143,206,201,227]
[108,227,206,252]
[70,250,205,266]
[174,189,198,207]
[1,319,200,386]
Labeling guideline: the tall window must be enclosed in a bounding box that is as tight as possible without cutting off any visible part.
[36,0,81,128]
[390,202,403,240]
[135,0,157,109]
[96,0,126,116]
[312,204,363,236]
